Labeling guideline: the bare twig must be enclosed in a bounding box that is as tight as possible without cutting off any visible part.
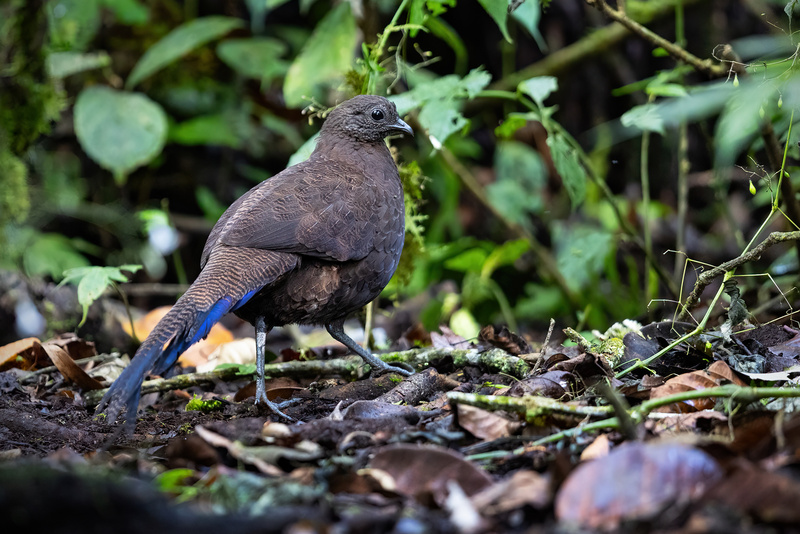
[677,231,800,321]
[587,0,726,78]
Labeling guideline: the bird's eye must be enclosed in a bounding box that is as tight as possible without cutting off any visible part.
[371,109,385,121]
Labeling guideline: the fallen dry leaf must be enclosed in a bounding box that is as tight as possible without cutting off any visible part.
[42,342,103,390]
[0,337,46,371]
[369,444,493,506]
[579,434,611,461]
[555,441,723,529]
[706,459,800,523]
[650,360,747,412]
[471,469,551,514]
[123,306,234,368]
[457,404,521,440]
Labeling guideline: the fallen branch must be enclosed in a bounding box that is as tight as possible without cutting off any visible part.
[83,346,530,408]
[451,384,800,457]
[677,231,800,321]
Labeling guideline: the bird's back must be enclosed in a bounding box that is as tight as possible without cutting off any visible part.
[207,136,406,328]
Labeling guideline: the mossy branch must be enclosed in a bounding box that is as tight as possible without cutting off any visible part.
[452,384,800,453]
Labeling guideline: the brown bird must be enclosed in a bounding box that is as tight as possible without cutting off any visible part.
[96,95,414,427]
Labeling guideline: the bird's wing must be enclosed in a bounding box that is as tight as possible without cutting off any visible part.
[203,161,382,266]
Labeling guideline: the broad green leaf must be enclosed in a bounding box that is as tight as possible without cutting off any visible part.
[23,234,90,280]
[217,38,288,80]
[195,186,228,221]
[494,115,527,139]
[244,0,269,33]
[445,248,489,273]
[785,0,799,19]
[419,104,468,146]
[715,81,772,168]
[620,103,666,135]
[126,16,243,89]
[554,224,614,291]
[266,0,293,10]
[98,0,149,25]
[283,3,357,108]
[487,141,546,227]
[169,113,241,148]
[476,0,511,42]
[461,68,492,98]
[60,265,142,325]
[511,0,547,51]
[46,51,111,78]
[449,308,481,339]
[482,239,531,278]
[394,68,491,144]
[47,0,101,51]
[646,83,688,98]
[547,135,587,207]
[518,76,558,106]
[74,86,168,183]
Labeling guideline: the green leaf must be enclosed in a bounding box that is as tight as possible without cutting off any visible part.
[23,234,90,280]
[511,0,547,51]
[518,76,558,106]
[482,239,531,278]
[554,224,614,291]
[47,0,101,51]
[645,83,687,98]
[60,265,142,326]
[126,16,243,89]
[46,51,111,78]
[714,82,772,168]
[283,3,357,108]
[195,186,228,221]
[487,141,546,226]
[98,0,149,25]
[785,0,799,19]
[494,115,527,139]
[547,135,587,207]
[169,113,241,148]
[620,103,666,135]
[217,38,288,80]
[461,68,492,98]
[445,248,488,273]
[419,104,468,146]
[393,68,491,144]
[449,308,481,339]
[74,87,168,183]
[476,0,511,43]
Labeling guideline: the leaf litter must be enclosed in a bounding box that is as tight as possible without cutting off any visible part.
[3,316,800,532]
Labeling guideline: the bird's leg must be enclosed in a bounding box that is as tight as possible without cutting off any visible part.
[326,319,414,377]
[255,316,295,422]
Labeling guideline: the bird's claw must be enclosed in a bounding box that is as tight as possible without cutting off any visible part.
[368,360,415,378]
[255,390,297,423]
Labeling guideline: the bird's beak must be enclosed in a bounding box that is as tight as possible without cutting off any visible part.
[391,118,414,137]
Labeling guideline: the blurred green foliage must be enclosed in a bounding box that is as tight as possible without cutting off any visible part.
[1,0,800,339]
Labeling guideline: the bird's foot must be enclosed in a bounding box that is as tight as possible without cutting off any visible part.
[367,359,415,378]
[255,390,297,423]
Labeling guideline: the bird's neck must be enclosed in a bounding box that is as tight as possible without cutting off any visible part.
[313,135,393,168]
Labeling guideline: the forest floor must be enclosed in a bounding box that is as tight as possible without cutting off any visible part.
[3,309,800,533]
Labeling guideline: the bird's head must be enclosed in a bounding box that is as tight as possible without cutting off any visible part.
[321,95,413,143]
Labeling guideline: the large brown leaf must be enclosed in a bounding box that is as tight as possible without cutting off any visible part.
[555,441,722,529]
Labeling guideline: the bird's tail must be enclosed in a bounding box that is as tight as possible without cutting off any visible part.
[95,283,251,428]
[95,248,298,430]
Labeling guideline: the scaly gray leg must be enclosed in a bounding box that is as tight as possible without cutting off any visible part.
[255,316,295,422]
[326,319,414,377]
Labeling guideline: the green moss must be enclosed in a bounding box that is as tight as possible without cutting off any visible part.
[0,147,30,225]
